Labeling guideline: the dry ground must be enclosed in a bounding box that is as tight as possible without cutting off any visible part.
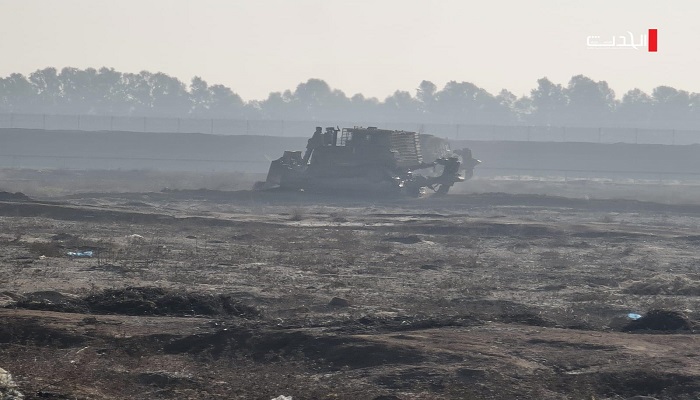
[0,171,699,399]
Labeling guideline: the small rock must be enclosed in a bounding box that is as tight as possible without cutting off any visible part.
[126,234,146,244]
[0,293,18,308]
[0,367,25,400]
[328,297,350,307]
[80,316,99,325]
[382,235,422,244]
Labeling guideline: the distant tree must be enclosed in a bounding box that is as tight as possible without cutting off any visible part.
[293,78,333,120]
[93,67,125,114]
[530,77,567,125]
[209,84,245,118]
[348,93,380,121]
[259,90,294,119]
[565,75,616,125]
[617,88,653,127]
[58,67,97,113]
[0,73,36,112]
[285,79,351,120]
[432,81,503,124]
[416,80,437,117]
[147,72,191,116]
[3,67,700,131]
[495,89,518,123]
[383,90,421,122]
[496,89,516,109]
[28,67,61,113]
[651,86,691,128]
[189,76,212,116]
[120,71,154,115]
[512,96,534,122]
[689,92,700,128]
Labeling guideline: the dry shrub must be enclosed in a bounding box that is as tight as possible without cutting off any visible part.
[330,212,348,223]
[289,208,306,221]
[27,241,63,257]
[624,275,700,296]
[601,214,616,223]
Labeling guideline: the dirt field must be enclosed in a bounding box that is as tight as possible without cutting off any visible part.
[0,172,699,399]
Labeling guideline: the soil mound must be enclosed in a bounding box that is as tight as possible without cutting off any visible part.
[165,327,424,370]
[83,287,259,317]
[11,287,260,318]
[450,299,555,327]
[0,191,30,202]
[623,310,695,332]
[623,275,700,296]
[13,291,86,313]
[0,318,86,347]
[330,314,482,334]
[383,235,423,244]
[560,370,700,399]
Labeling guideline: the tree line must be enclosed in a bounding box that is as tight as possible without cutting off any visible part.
[1,67,698,129]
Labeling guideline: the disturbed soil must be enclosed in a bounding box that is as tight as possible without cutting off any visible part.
[0,183,699,399]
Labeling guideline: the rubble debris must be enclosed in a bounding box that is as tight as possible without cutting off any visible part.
[623,310,694,332]
[0,367,24,400]
[328,297,350,308]
[67,250,93,258]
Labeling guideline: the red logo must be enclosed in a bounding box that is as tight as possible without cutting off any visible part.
[648,29,657,52]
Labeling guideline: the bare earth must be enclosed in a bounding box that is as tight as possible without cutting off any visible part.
[0,174,699,399]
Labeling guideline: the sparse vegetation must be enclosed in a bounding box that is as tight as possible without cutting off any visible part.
[289,207,306,221]
[624,274,700,296]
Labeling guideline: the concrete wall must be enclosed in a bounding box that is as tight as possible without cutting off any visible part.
[2,128,700,182]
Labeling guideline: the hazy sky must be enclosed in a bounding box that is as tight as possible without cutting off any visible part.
[0,0,697,101]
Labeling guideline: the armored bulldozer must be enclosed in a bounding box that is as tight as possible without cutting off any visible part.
[255,126,479,196]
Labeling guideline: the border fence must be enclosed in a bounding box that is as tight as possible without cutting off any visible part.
[1,112,699,145]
